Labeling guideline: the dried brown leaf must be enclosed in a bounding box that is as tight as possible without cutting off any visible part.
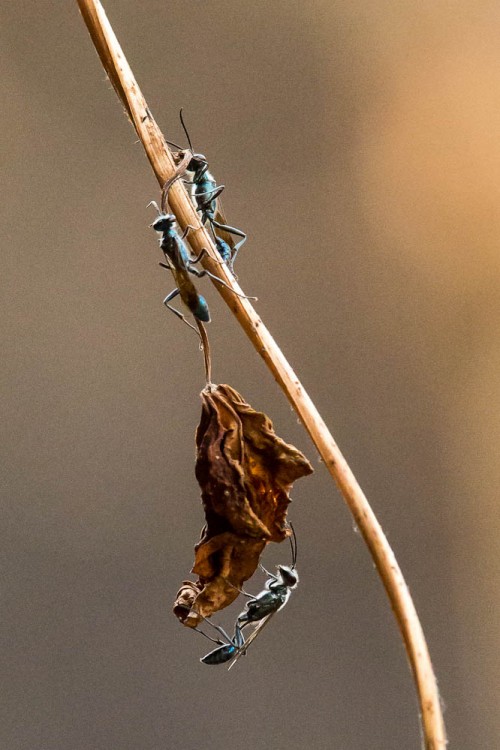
[174,384,313,625]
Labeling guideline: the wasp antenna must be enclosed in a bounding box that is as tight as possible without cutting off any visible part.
[179,108,194,153]
[288,522,298,568]
[147,200,161,215]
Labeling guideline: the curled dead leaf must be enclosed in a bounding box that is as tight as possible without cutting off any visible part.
[174,384,313,626]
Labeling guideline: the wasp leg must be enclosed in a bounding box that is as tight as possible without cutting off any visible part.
[188,264,257,301]
[163,288,200,336]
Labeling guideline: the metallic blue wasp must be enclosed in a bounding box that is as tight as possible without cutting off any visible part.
[237,525,298,629]
[228,524,299,669]
[181,525,299,668]
[166,110,247,270]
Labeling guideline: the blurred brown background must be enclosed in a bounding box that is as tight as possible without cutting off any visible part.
[1,1,499,748]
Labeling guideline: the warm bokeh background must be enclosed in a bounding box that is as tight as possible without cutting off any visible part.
[1,2,499,748]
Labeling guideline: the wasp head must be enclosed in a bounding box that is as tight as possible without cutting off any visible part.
[187,152,208,178]
[278,565,299,589]
[152,213,176,233]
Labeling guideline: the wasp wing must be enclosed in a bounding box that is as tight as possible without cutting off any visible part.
[227,613,276,671]
[213,197,238,252]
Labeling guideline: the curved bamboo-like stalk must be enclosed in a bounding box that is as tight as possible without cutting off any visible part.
[76,2,447,747]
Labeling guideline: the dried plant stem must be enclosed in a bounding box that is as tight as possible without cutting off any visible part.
[76,2,447,747]
[196,322,212,386]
